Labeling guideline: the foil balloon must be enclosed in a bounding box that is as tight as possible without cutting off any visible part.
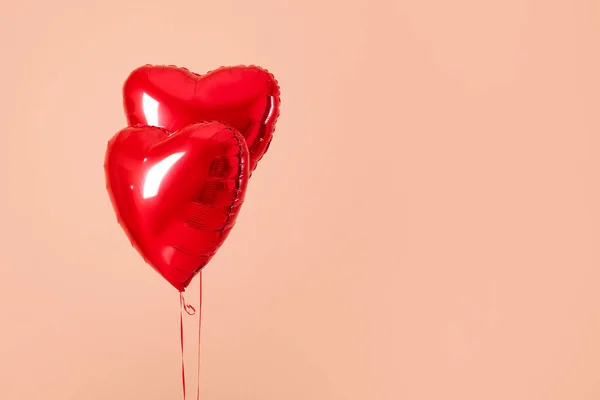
[104,121,249,291]
[123,64,281,173]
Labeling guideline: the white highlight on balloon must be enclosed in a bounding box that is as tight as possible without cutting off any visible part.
[263,96,276,124]
[142,92,160,127]
[142,152,185,199]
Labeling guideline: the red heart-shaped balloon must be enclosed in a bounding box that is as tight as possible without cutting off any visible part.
[104,122,249,291]
[123,65,280,173]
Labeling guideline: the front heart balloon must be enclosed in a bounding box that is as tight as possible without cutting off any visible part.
[123,64,281,173]
[104,122,249,291]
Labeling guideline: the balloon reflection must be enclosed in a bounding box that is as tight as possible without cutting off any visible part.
[142,152,185,199]
[142,92,160,127]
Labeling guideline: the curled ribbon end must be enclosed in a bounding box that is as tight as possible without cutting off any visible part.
[184,304,196,315]
[180,292,196,315]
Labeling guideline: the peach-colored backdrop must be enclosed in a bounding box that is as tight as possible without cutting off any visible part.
[1,0,600,399]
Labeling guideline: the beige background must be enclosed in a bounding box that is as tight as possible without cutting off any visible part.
[1,0,600,399]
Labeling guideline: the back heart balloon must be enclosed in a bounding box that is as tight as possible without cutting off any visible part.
[123,64,281,173]
[104,122,250,292]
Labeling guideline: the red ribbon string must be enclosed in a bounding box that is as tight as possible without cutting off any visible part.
[179,292,187,400]
[196,272,203,400]
[179,272,203,400]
